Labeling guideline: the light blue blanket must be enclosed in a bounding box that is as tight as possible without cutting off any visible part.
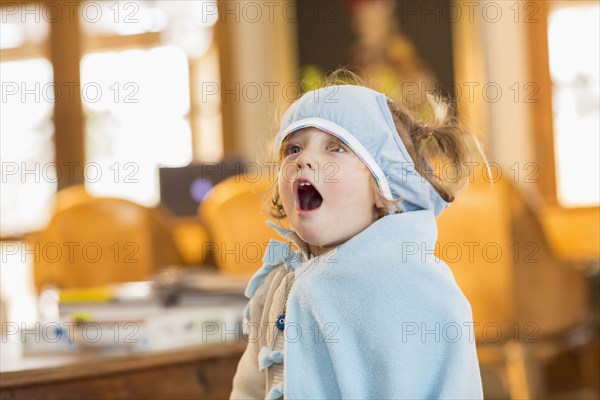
[245,210,483,399]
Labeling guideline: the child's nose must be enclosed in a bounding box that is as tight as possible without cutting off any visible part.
[295,151,316,170]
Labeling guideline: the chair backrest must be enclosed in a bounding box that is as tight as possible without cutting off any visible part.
[507,184,588,337]
[437,178,588,342]
[199,177,280,275]
[437,180,517,343]
[33,195,182,291]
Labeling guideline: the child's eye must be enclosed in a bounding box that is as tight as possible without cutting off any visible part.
[328,144,346,153]
[285,144,302,155]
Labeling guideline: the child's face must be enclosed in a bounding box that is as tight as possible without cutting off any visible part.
[278,128,379,255]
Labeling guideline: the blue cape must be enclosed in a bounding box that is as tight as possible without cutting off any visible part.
[244,211,483,399]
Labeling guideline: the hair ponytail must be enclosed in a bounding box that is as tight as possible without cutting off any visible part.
[386,94,486,203]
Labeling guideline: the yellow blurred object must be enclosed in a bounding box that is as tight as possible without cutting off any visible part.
[199,176,281,276]
[171,218,210,265]
[71,312,94,323]
[31,187,183,291]
[539,205,600,262]
[437,178,589,399]
[59,287,114,303]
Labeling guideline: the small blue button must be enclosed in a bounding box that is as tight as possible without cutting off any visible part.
[276,313,285,331]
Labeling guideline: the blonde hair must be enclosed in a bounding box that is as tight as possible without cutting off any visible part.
[265,68,486,220]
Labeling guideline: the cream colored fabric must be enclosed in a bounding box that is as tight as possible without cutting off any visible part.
[230,267,273,399]
[231,233,314,399]
[264,269,293,391]
[231,261,313,399]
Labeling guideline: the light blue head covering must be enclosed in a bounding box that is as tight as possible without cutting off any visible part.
[275,85,449,217]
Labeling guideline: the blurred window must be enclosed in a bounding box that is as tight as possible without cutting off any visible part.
[0,10,54,237]
[80,46,192,205]
[547,3,599,207]
[80,0,221,206]
[0,1,222,237]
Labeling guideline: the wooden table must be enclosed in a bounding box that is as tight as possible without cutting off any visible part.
[0,342,246,399]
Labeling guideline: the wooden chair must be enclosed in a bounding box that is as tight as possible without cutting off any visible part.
[437,178,589,399]
[32,188,182,291]
[53,184,208,266]
[199,176,280,276]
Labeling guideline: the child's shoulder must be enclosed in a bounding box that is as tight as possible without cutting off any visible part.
[294,243,472,322]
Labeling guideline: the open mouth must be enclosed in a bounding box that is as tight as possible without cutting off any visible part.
[296,180,323,211]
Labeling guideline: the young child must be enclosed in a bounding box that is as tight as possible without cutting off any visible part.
[230,75,484,399]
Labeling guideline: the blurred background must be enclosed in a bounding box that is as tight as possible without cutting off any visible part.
[0,0,598,399]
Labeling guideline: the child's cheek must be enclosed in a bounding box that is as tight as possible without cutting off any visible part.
[277,173,294,214]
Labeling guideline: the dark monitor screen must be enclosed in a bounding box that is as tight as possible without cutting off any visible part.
[159,160,245,217]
